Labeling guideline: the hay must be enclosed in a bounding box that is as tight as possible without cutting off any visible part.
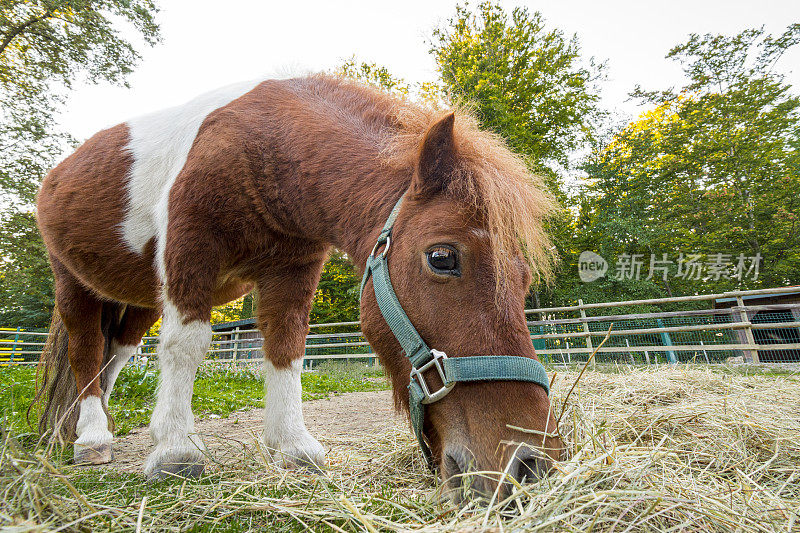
[2,366,799,531]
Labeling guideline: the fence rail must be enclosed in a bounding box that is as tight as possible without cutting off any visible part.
[2,286,798,367]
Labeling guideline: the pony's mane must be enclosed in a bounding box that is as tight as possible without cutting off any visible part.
[318,74,558,288]
[384,97,557,288]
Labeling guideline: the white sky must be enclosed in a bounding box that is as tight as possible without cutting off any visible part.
[59,0,799,141]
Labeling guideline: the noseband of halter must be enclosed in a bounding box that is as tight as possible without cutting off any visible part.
[360,193,550,470]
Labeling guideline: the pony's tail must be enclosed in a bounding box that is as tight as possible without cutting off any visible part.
[34,302,125,442]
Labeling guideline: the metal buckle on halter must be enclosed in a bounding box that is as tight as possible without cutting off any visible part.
[370,235,391,259]
[411,349,456,404]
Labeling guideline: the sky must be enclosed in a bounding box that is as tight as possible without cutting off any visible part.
[59,0,800,141]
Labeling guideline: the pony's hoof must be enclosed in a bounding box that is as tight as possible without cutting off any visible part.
[264,441,326,473]
[144,443,206,481]
[146,458,205,481]
[73,442,113,465]
[262,431,326,473]
[280,450,326,473]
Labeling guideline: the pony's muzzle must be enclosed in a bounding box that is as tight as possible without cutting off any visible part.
[508,447,553,484]
[442,444,555,502]
[442,446,484,501]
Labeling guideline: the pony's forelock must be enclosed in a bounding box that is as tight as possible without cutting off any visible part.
[384,102,558,291]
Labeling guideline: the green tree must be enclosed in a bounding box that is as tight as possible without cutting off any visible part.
[0,0,161,327]
[430,1,604,174]
[1,0,161,205]
[578,25,800,299]
[337,57,443,105]
[0,212,52,327]
[310,250,360,324]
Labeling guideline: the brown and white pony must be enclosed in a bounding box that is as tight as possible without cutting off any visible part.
[36,74,562,495]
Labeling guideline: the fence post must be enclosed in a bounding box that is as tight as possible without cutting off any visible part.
[11,328,20,364]
[232,326,240,364]
[656,319,678,364]
[578,299,595,369]
[736,296,759,364]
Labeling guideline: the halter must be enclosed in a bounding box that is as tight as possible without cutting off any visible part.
[360,193,550,469]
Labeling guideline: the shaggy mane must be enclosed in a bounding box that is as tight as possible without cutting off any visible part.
[322,74,559,288]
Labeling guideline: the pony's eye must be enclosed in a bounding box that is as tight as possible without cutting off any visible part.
[426,245,460,275]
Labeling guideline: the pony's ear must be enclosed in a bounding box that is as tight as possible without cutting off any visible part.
[413,113,457,196]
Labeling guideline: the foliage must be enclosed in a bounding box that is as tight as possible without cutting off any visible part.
[575,25,800,299]
[428,2,605,308]
[310,250,361,324]
[3,1,800,327]
[210,293,255,325]
[0,0,161,206]
[338,57,411,97]
[430,1,604,174]
[338,57,443,105]
[0,211,53,327]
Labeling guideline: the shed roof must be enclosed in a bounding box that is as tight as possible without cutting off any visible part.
[212,318,257,332]
[715,290,800,304]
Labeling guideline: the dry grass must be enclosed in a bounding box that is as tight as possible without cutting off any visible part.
[2,366,799,532]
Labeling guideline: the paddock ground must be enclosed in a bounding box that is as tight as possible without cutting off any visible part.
[3,365,799,532]
[110,390,404,473]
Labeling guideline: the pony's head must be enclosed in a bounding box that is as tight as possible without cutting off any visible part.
[360,110,563,499]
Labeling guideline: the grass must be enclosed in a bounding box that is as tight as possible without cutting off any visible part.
[1,359,389,437]
[2,364,799,531]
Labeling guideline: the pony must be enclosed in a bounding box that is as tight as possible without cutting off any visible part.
[36,74,563,497]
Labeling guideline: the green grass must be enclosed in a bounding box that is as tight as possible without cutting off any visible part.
[0,365,38,433]
[0,360,389,436]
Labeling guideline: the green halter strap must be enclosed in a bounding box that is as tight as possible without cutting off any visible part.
[360,193,551,470]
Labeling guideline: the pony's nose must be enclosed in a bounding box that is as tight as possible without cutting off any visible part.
[442,446,490,499]
[509,448,553,483]
[443,445,553,501]
[443,446,472,479]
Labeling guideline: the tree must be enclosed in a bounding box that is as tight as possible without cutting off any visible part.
[0,0,161,327]
[430,2,604,175]
[0,211,53,327]
[577,25,800,298]
[310,250,361,324]
[337,57,443,105]
[338,57,411,97]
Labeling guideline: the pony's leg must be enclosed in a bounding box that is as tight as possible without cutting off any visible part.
[102,306,161,407]
[143,263,215,479]
[258,258,327,470]
[52,262,113,464]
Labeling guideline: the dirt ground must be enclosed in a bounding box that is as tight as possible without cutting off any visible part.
[110,390,407,473]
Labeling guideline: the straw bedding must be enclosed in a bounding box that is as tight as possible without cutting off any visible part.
[2,366,798,531]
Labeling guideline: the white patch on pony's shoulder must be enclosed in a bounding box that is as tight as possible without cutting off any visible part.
[121,79,265,261]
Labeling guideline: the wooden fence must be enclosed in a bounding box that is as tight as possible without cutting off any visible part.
[2,286,799,367]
